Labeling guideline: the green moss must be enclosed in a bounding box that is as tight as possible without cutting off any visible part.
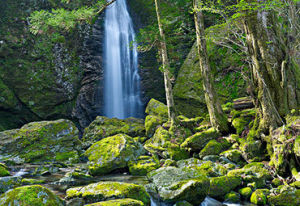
[239,187,252,200]
[0,176,22,193]
[145,115,163,138]
[225,191,240,203]
[21,179,45,185]
[85,198,145,206]
[209,176,242,199]
[220,149,244,165]
[240,140,264,162]
[250,189,270,205]
[66,181,150,205]
[0,185,64,206]
[181,127,221,151]
[0,164,10,177]
[128,156,160,176]
[294,136,300,157]
[199,139,230,158]
[84,134,145,176]
[272,178,282,187]
[145,99,168,120]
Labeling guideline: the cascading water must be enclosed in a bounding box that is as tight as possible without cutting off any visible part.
[103,0,143,119]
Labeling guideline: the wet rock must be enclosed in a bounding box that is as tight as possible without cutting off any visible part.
[147,167,209,205]
[84,134,145,176]
[66,181,150,205]
[82,116,145,146]
[57,170,93,186]
[0,119,81,163]
[0,176,21,193]
[0,185,64,205]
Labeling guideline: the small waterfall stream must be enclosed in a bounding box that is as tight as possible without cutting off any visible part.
[103,0,143,119]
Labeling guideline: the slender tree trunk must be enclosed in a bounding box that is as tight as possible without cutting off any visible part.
[193,0,229,133]
[243,0,299,132]
[154,0,176,123]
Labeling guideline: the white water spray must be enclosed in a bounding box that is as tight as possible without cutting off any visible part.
[103,0,142,119]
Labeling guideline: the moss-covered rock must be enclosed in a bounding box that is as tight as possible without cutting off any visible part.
[128,156,160,176]
[177,115,203,131]
[147,167,209,204]
[241,140,264,162]
[21,178,45,186]
[0,119,81,163]
[0,185,64,205]
[145,99,168,120]
[66,181,150,205]
[225,191,240,203]
[239,187,252,200]
[0,176,22,193]
[199,138,230,158]
[85,134,145,176]
[0,164,9,177]
[268,188,300,206]
[85,198,145,206]
[250,189,270,205]
[227,162,271,188]
[83,116,145,146]
[145,115,164,137]
[220,149,244,165]
[231,109,255,135]
[57,170,93,186]
[208,176,242,199]
[181,127,221,151]
[144,127,189,160]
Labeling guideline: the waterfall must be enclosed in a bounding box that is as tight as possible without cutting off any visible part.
[103,0,143,119]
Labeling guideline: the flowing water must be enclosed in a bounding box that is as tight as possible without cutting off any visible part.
[103,0,143,119]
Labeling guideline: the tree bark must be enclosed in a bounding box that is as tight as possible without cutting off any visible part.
[154,0,176,123]
[243,0,300,132]
[193,0,229,133]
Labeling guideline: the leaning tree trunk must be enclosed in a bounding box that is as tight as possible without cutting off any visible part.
[154,0,176,124]
[243,0,300,132]
[193,0,229,134]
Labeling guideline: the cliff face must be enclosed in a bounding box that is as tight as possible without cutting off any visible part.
[0,0,165,131]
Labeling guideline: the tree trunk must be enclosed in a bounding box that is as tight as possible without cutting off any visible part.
[243,0,300,132]
[154,0,176,123]
[193,0,229,133]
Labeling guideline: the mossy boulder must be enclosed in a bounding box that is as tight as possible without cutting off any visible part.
[239,187,253,200]
[145,115,164,137]
[83,116,145,146]
[250,189,270,205]
[241,140,264,162]
[66,181,150,205]
[85,198,145,206]
[0,119,81,163]
[177,115,203,131]
[144,127,189,160]
[0,164,9,177]
[21,178,45,185]
[58,170,93,186]
[208,176,242,199]
[231,109,255,135]
[0,185,64,205]
[0,177,22,193]
[220,149,244,165]
[85,134,145,176]
[128,156,160,176]
[268,189,300,206]
[145,99,168,120]
[147,167,209,204]
[224,191,240,203]
[227,162,272,188]
[181,127,221,151]
[199,138,230,158]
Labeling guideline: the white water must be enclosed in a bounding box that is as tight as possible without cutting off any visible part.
[103,0,143,119]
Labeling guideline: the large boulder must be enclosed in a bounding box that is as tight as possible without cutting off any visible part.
[208,176,242,199]
[181,127,221,151]
[144,127,190,160]
[145,99,168,120]
[82,116,145,146]
[0,119,81,163]
[128,156,160,176]
[0,185,64,205]
[66,181,150,205]
[268,189,300,206]
[147,167,209,205]
[84,134,145,176]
